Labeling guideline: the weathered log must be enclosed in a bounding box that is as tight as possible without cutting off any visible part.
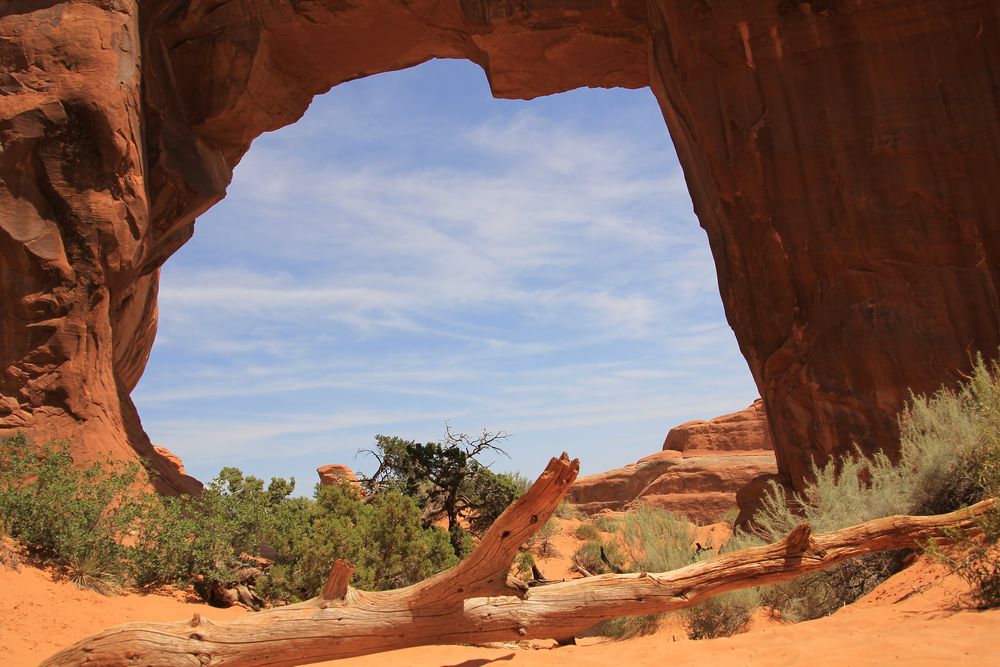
[42,453,996,667]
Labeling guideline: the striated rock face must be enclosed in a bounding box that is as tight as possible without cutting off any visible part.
[569,401,778,523]
[1,1,998,496]
[663,399,772,455]
[646,0,1000,490]
[316,463,364,496]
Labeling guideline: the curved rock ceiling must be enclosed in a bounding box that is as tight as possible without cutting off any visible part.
[0,1,997,498]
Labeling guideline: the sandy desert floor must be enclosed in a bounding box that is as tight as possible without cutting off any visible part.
[3,543,999,667]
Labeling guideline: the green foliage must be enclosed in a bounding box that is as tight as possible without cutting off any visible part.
[0,434,147,589]
[574,522,600,541]
[255,482,457,601]
[247,483,457,603]
[685,588,759,639]
[922,354,1000,608]
[131,467,297,598]
[573,505,760,640]
[0,433,457,605]
[529,517,561,558]
[514,550,535,579]
[554,501,581,520]
[573,537,625,575]
[590,505,758,641]
[592,513,621,533]
[467,470,529,535]
[361,429,517,555]
[740,353,1000,620]
[619,505,692,573]
[589,613,663,639]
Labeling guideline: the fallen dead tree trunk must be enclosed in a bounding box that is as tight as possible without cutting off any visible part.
[43,453,996,667]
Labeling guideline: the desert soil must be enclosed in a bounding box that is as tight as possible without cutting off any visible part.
[3,525,999,666]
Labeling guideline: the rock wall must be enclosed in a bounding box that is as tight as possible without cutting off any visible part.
[568,400,777,522]
[1,1,997,495]
[645,0,1000,489]
[663,398,771,455]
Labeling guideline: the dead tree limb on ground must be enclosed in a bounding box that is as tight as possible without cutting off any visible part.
[42,453,996,667]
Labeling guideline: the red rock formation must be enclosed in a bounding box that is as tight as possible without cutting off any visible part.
[151,445,202,495]
[646,0,1000,490]
[1,1,998,497]
[569,401,777,523]
[316,463,364,496]
[663,399,772,455]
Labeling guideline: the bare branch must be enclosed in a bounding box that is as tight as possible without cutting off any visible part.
[40,452,996,667]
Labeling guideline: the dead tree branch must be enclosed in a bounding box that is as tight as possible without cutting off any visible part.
[42,453,996,667]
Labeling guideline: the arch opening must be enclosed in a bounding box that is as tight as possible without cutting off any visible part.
[3,1,997,500]
[133,59,759,487]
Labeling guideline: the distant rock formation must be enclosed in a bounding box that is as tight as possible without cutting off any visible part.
[662,399,772,455]
[316,464,364,496]
[568,401,777,523]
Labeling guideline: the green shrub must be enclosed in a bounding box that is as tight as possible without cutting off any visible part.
[130,466,296,599]
[0,433,459,605]
[741,353,1000,619]
[685,588,759,639]
[574,522,600,541]
[529,517,561,558]
[0,435,147,590]
[467,470,528,534]
[573,537,625,575]
[592,513,621,533]
[922,354,1000,607]
[258,483,457,602]
[614,506,757,640]
[554,501,581,520]
[619,505,692,572]
[359,430,520,556]
[589,613,662,639]
[514,551,535,579]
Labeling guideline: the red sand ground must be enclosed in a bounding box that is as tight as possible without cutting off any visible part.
[4,541,999,666]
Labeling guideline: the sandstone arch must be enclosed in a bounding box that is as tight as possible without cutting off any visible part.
[1,1,998,496]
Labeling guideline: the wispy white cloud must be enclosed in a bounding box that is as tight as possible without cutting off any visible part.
[134,61,758,486]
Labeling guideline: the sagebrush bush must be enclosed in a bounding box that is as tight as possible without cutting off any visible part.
[592,513,621,533]
[574,522,600,541]
[618,505,692,572]
[921,354,1000,607]
[685,588,760,640]
[529,518,561,558]
[579,505,758,640]
[573,537,625,575]
[554,501,581,520]
[742,353,1000,619]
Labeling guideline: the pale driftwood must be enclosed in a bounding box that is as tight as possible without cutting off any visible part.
[42,453,996,667]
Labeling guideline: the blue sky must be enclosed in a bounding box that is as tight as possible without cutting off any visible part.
[131,58,759,492]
